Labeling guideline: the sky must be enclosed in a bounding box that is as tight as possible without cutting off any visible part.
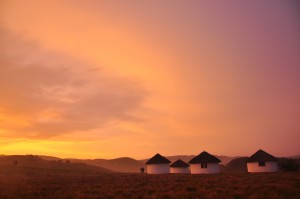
[0,0,299,159]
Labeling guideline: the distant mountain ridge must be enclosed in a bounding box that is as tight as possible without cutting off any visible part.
[287,155,300,159]
[67,157,144,173]
[221,157,248,173]
[0,155,112,174]
[2,153,298,173]
[42,154,238,173]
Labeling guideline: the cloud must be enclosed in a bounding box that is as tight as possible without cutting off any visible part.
[0,28,146,138]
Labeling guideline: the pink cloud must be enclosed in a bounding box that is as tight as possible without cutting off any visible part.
[0,29,146,138]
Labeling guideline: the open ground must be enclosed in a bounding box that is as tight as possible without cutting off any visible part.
[0,172,299,199]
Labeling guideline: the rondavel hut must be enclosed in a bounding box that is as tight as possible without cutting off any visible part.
[246,149,279,173]
[145,153,171,174]
[188,151,221,174]
[170,159,190,174]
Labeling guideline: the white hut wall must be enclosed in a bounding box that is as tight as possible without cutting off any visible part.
[146,164,170,174]
[170,167,190,174]
[190,163,220,174]
[247,161,278,173]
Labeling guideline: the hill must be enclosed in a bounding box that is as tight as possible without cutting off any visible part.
[287,155,300,159]
[37,154,240,173]
[67,157,144,173]
[38,155,61,161]
[0,155,112,174]
[31,154,300,173]
[221,157,248,173]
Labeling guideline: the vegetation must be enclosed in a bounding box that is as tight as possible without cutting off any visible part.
[0,172,299,199]
[279,158,300,172]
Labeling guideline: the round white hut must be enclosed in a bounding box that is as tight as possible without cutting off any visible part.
[145,153,171,174]
[247,149,278,173]
[170,159,190,174]
[188,151,221,174]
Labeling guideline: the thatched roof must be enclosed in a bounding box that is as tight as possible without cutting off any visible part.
[170,159,190,168]
[188,151,221,164]
[145,153,171,165]
[246,149,277,163]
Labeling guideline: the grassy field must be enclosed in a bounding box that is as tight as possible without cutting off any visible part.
[0,172,299,199]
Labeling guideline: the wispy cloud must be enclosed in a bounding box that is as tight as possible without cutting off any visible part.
[0,29,146,138]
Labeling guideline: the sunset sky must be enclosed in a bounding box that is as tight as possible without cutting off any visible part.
[0,0,299,159]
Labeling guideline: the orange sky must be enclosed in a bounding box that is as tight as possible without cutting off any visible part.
[0,0,300,159]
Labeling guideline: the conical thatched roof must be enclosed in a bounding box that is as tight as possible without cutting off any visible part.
[145,153,171,165]
[170,159,190,168]
[246,149,277,163]
[188,151,221,164]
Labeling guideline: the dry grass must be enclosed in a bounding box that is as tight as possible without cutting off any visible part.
[0,172,299,199]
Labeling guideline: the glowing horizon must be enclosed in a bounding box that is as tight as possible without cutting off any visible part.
[0,0,299,159]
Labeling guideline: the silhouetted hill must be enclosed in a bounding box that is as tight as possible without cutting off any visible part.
[66,155,236,173]
[0,155,112,174]
[67,157,144,173]
[287,155,300,159]
[16,153,300,173]
[38,155,61,161]
[222,157,248,173]
[217,155,238,165]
